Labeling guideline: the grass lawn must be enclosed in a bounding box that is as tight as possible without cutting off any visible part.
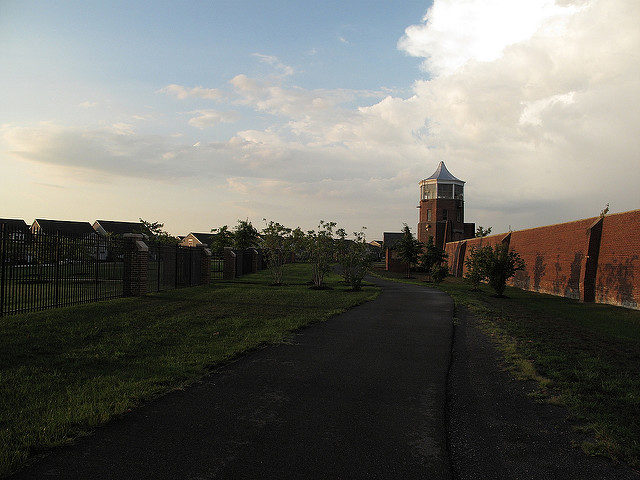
[0,263,379,477]
[372,269,640,468]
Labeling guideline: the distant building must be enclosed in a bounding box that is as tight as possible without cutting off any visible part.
[92,220,144,237]
[383,231,406,273]
[417,162,475,249]
[0,219,29,237]
[31,219,97,238]
[179,232,215,248]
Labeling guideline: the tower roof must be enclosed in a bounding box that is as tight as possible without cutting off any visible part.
[425,161,463,182]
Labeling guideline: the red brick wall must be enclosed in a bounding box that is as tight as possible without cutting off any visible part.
[459,234,508,277]
[444,209,640,309]
[444,242,459,273]
[507,218,597,299]
[385,248,408,274]
[595,210,640,309]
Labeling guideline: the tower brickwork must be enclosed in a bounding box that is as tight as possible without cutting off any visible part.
[417,162,475,249]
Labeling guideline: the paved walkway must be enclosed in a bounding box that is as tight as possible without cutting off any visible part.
[11,278,454,480]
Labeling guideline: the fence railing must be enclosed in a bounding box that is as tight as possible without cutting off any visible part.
[146,242,210,293]
[211,254,223,280]
[0,226,125,317]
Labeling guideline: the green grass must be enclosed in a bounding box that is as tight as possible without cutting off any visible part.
[0,263,379,477]
[372,269,640,468]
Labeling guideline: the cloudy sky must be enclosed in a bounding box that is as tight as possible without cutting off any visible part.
[1,0,638,238]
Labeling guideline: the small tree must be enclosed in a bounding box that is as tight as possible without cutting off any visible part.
[290,227,308,262]
[396,224,422,278]
[431,263,449,284]
[261,220,292,285]
[307,220,336,288]
[139,218,178,244]
[336,228,372,291]
[464,246,488,291]
[233,219,260,250]
[419,236,447,280]
[483,243,525,297]
[209,225,234,254]
[475,226,492,238]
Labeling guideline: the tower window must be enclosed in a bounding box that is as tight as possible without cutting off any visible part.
[457,210,461,222]
[442,209,448,220]
[422,184,436,199]
[437,184,453,199]
[427,209,432,221]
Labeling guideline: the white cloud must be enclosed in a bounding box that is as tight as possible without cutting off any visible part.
[158,84,222,100]
[187,109,239,129]
[398,0,581,76]
[252,53,295,77]
[4,0,639,236]
[78,101,97,108]
[110,123,135,135]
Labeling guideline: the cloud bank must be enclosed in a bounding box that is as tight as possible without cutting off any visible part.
[3,0,639,235]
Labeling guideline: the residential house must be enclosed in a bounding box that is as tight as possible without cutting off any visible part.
[179,232,215,248]
[93,220,144,237]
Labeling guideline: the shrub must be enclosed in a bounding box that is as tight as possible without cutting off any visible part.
[336,229,373,291]
[464,246,488,290]
[483,243,525,297]
[431,263,448,284]
[261,220,292,285]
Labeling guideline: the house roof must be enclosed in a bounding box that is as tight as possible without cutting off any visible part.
[383,232,404,249]
[189,233,216,245]
[0,218,29,232]
[34,219,96,236]
[94,220,144,235]
[425,161,463,182]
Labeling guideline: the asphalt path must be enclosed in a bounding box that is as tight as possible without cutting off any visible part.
[11,277,454,480]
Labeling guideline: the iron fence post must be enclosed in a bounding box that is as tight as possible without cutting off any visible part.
[54,231,60,307]
[188,248,193,286]
[0,224,6,317]
[174,244,178,289]
[95,237,99,298]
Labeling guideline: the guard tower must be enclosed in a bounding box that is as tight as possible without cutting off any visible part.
[417,161,475,249]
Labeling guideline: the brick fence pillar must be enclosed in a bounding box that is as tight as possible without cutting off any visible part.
[123,234,148,296]
[249,248,258,273]
[581,217,603,302]
[223,247,236,280]
[199,246,212,285]
[455,241,467,277]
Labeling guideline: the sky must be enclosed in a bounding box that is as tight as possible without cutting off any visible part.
[1,0,639,239]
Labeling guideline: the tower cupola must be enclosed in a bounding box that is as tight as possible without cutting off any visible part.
[417,162,473,248]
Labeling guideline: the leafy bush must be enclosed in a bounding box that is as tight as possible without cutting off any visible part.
[307,220,336,288]
[464,246,487,290]
[261,220,292,285]
[465,244,524,296]
[431,263,449,284]
[336,228,373,291]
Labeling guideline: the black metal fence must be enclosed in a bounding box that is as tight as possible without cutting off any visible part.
[0,226,125,317]
[211,254,223,280]
[147,243,209,292]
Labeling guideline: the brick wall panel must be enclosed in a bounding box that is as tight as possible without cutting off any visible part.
[507,218,596,299]
[595,210,640,309]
